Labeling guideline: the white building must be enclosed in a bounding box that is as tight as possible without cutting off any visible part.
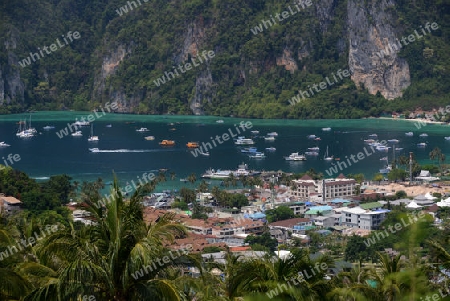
[291,174,357,201]
[341,205,389,230]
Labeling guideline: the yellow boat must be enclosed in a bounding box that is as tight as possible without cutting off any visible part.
[145,136,155,141]
[159,140,175,146]
[186,142,199,148]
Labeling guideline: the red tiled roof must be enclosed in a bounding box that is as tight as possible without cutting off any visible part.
[300,174,313,180]
[269,217,311,228]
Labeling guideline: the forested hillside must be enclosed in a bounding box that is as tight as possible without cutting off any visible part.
[0,0,449,118]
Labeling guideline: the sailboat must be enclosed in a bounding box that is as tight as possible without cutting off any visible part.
[16,116,35,138]
[324,146,334,161]
[87,124,99,142]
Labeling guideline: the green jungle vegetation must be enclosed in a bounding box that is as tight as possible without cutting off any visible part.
[0,0,449,118]
[1,164,450,300]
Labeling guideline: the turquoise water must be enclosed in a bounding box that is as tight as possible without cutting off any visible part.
[1,112,449,191]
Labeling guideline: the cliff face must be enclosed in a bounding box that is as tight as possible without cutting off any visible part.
[347,0,411,99]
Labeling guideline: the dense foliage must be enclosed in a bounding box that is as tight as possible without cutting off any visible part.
[0,0,449,118]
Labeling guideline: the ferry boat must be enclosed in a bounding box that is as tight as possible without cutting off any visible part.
[186,142,199,148]
[159,140,175,146]
[234,137,254,145]
[284,152,306,161]
[201,163,259,179]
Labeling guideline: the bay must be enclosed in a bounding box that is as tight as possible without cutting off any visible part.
[0,111,449,192]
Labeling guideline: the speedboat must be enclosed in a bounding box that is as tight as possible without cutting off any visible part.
[376,145,390,151]
[264,136,276,141]
[267,132,278,137]
[445,137,450,141]
[314,137,321,141]
[307,134,316,139]
[73,121,90,126]
[136,127,149,132]
[387,139,399,143]
[251,130,260,135]
[405,132,413,136]
[419,133,428,137]
[145,136,155,140]
[395,148,403,151]
[159,140,175,146]
[186,142,199,148]
[368,134,378,138]
[265,147,276,152]
[249,152,265,159]
[380,156,388,161]
[106,124,112,128]
[234,137,254,145]
[308,147,320,151]
[71,131,83,137]
[216,120,224,123]
[364,139,375,143]
[417,142,427,147]
[89,148,100,152]
[0,142,10,147]
[43,126,55,130]
[284,152,306,161]
[322,127,331,131]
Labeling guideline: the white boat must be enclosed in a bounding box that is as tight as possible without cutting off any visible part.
[16,117,36,138]
[265,147,276,152]
[267,132,278,137]
[234,137,254,145]
[419,133,428,137]
[251,130,259,135]
[395,148,403,151]
[43,125,55,130]
[72,131,83,137]
[308,147,320,151]
[387,139,399,143]
[201,163,258,179]
[136,127,149,132]
[322,127,331,131]
[376,145,390,151]
[323,146,334,161]
[368,134,378,138]
[89,148,100,152]
[87,124,99,142]
[0,142,10,147]
[405,132,413,136]
[417,142,427,147]
[264,136,276,141]
[145,136,155,141]
[106,124,112,128]
[216,120,224,123]
[305,151,319,156]
[284,152,306,161]
[445,137,450,141]
[380,165,392,174]
[307,134,316,139]
[73,120,90,126]
[249,152,265,159]
[380,156,388,161]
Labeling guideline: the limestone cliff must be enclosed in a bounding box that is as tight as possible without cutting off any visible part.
[347,0,411,99]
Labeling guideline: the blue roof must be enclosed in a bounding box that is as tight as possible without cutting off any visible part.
[305,202,314,206]
[249,212,266,219]
[331,198,350,203]
[308,206,333,211]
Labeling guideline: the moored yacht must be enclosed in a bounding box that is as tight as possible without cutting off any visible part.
[0,142,10,147]
[405,132,413,136]
[284,152,306,161]
[72,131,83,137]
[201,163,259,179]
[234,136,254,145]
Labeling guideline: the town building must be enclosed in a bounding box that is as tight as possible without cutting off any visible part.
[0,196,22,214]
[290,174,357,201]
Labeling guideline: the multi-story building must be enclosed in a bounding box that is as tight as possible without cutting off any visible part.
[290,174,357,201]
[340,202,389,230]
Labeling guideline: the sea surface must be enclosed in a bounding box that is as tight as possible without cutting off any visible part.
[1,112,449,192]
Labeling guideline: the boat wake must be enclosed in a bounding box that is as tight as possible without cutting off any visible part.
[89,148,154,153]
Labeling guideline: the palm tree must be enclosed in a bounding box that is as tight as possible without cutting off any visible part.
[187,173,197,184]
[170,172,176,181]
[429,147,446,173]
[22,178,189,300]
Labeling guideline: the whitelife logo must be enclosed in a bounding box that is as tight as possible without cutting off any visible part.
[190,121,253,157]
[153,50,215,87]
[19,31,81,67]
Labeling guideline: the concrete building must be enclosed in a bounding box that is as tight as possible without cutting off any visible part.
[341,202,389,230]
[0,196,22,214]
[291,174,357,202]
